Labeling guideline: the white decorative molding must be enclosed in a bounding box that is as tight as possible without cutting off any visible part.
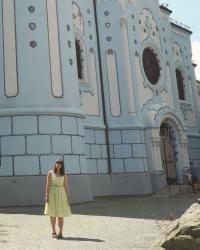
[47,0,63,97]
[143,103,186,135]
[83,49,100,116]
[106,49,121,117]
[144,103,189,173]
[160,64,175,107]
[119,16,127,27]
[139,9,160,47]
[72,2,84,33]
[172,42,184,64]
[134,50,153,109]
[138,44,165,95]
[119,16,135,116]
[145,129,163,172]
[3,0,18,97]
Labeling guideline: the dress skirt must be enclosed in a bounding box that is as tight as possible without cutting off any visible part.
[44,185,71,217]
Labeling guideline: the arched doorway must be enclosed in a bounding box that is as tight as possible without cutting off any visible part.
[160,123,177,184]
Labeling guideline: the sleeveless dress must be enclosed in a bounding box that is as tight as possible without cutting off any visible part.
[44,171,71,217]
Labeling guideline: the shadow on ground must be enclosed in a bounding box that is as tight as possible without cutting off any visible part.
[0,225,9,243]
[0,194,198,221]
[72,195,197,221]
[59,237,105,242]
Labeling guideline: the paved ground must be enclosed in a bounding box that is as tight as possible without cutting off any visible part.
[0,192,199,250]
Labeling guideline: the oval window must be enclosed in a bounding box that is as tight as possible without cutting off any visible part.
[142,48,160,85]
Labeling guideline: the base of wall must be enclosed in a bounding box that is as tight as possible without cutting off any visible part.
[90,172,167,197]
[0,175,93,207]
[150,172,167,193]
[0,172,167,206]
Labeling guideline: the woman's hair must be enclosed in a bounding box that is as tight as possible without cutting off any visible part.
[54,159,65,176]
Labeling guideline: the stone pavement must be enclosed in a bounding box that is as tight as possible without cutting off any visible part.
[0,192,198,250]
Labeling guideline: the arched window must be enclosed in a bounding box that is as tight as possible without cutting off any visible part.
[175,69,185,101]
[75,36,88,82]
[75,39,83,79]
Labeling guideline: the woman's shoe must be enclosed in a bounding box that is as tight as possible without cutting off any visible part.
[52,232,57,238]
[57,232,63,239]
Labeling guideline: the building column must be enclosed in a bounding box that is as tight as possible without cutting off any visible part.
[145,128,163,172]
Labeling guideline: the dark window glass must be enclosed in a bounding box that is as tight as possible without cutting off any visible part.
[142,48,160,85]
[176,69,185,100]
[75,40,83,79]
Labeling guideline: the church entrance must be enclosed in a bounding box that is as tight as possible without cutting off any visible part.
[160,123,177,185]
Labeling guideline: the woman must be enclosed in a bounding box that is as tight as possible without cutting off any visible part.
[44,159,71,239]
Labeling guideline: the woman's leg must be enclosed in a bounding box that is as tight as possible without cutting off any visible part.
[50,217,56,233]
[58,217,64,235]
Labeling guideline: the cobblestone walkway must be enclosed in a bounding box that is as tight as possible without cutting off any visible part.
[0,194,198,250]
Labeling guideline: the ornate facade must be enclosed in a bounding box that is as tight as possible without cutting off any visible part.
[0,0,200,206]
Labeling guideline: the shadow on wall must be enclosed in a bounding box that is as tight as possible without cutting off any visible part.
[0,195,197,221]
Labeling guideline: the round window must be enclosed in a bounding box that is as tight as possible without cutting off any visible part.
[142,48,160,85]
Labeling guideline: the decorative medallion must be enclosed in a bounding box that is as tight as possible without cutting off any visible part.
[105,23,111,28]
[104,11,109,16]
[28,6,35,13]
[106,36,112,42]
[69,59,73,65]
[68,41,71,48]
[66,24,70,31]
[30,41,37,48]
[29,23,36,30]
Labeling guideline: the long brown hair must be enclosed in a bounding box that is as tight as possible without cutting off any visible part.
[54,159,65,176]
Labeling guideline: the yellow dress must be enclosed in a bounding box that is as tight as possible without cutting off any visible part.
[44,171,71,217]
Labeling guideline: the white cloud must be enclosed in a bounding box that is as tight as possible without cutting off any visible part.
[192,41,200,81]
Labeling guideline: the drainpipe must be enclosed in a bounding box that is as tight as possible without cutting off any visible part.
[93,0,112,174]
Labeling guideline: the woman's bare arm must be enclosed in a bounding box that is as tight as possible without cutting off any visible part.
[45,171,52,202]
[64,175,70,204]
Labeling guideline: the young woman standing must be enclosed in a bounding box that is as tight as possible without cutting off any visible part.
[44,159,71,239]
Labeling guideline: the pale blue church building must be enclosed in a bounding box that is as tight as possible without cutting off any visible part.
[0,0,200,206]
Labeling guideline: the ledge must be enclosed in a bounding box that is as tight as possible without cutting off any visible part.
[0,107,85,118]
[160,4,172,14]
[170,18,192,35]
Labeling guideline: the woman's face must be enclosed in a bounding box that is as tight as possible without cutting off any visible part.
[56,163,62,170]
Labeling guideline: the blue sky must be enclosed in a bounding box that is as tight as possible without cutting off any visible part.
[159,0,200,79]
[159,0,200,41]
